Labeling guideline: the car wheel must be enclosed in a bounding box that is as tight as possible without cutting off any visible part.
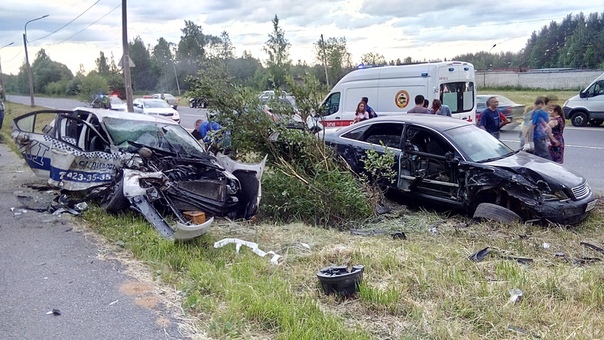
[100,172,129,213]
[473,203,521,223]
[571,112,588,127]
[590,119,603,126]
[189,101,194,108]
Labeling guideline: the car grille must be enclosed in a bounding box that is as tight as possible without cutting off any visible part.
[159,112,174,117]
[571,182,590,200]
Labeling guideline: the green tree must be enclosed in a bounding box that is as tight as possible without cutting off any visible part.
[314,36,352,86]
[95,51,110,75]
[263,15,291,89]
[30,49,73,94]
[78,73,108,102]
[152,37,177,92]
[360,52,386,66]
[129,36,158,91]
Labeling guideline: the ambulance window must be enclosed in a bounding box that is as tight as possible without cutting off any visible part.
[440,82,474,113]
[321,92,341,116]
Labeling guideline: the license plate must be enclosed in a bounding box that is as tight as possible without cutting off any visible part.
[586,200,597,212]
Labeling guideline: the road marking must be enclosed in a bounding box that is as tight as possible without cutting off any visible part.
[501,139,604,151]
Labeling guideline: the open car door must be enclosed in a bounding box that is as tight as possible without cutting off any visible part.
[12,109,120,191]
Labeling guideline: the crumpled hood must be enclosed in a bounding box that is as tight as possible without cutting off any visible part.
[484,151,585,189]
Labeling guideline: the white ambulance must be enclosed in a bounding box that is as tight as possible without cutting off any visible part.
[312,61,476,130]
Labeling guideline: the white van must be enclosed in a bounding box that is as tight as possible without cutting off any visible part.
[312,61,476,130]
[563,72,604,127]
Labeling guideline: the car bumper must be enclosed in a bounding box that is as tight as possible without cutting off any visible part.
[563,106,572,119]
[534,195,596,225]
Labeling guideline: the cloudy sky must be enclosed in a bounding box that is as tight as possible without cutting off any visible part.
[0,0,602,75]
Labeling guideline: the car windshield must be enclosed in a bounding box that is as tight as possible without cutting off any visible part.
[144,100,171,108]
[103,118,205,157]
[445,124,514,162]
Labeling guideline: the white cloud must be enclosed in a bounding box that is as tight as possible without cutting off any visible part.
[0,0,602,75]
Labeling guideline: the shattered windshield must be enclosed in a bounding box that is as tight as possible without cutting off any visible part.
[445,124,513,162]
[104,118,206,157]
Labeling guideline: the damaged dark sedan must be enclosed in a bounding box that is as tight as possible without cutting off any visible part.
[12,108,265,240]
[322,115,596,225]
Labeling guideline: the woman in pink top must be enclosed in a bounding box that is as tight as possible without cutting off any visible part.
[353,102,369,123]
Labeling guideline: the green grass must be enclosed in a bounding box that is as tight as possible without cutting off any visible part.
[4,99,604,339]
[78,203,604,339]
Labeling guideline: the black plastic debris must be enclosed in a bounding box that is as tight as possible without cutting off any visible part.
[573,257,601,266]
[468,247,492,262]
[580,242,604,255]
[317,265,364,297]
[501,256,534,265]
[391,232,407,240]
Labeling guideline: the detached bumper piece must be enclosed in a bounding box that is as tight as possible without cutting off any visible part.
[130,195,213,241]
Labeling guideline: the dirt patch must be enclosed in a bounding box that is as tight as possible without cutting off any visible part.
[119,281,153,296]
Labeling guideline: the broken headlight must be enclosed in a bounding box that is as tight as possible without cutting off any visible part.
[542,190,569,201]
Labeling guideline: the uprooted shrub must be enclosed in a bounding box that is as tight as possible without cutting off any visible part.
[186,60,375,228]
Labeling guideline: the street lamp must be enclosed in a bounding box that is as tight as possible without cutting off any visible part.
[23,14,49,107]
[0,42,14,101]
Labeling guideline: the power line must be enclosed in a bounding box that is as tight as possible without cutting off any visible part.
[52,3,121,46]
[30,0,101,43]
[2,49,23,64]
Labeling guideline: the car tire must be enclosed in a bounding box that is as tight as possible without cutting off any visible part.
[571,112,588,127]
[100,172,129,213]
[590,119,603,126]
[189,101,195,108]
[473,203,521,223]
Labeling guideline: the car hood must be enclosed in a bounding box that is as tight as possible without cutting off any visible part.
[483,151,584,189]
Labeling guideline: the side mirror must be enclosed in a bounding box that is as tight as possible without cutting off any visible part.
[579,90,587,98]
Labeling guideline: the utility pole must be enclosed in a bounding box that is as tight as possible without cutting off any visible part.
[122,0,134,112]
[0,42,14,101]
[23,15,49,107]
[320,34,329,88]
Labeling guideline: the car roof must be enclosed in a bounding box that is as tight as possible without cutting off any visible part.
[329,114,473,134]
[73,107,179,125]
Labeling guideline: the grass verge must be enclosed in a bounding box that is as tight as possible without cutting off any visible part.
[82,203,604,339]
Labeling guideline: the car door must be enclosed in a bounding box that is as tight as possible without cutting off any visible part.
[338,122,404,180]
[12,110,121,191]
[398,125,462,205]
[133,99,144,113]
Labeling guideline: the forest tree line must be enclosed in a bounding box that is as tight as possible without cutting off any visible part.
[3,11,603,99]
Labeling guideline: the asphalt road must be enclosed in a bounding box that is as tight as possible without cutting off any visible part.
[6,94,604,195]
[0,143,203,339]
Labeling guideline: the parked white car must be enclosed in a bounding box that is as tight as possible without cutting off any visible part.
[109,96,127,112]
[133,98,180,123]
[152,93,178,110]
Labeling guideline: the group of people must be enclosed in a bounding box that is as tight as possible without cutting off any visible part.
[407,95,452,116]
[354,94,452,123]
[478,95,565,163]
[353,97,378,123]
[520,96,565,163]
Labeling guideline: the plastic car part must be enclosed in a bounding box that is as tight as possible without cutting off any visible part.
[468,247,492,262]
[317,265,364,297]
[473,203,521,223]
[580,242,604,255]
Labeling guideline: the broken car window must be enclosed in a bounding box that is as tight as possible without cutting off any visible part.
[103,118,206,158]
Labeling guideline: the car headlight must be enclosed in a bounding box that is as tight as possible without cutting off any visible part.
[542,190,569,201]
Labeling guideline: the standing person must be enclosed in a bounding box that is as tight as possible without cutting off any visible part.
[191,119,203,140]
[0,97,5,144]
[361,97,377,118]
[548,104,565,163]
[407,95,429,113]
[353,101,369,123]
[519,105,535,149]
[431,99,451,116]
[478,96,509,139]
[529,98,555,160]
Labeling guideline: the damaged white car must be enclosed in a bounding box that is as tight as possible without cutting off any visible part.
[12,108,265,240]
